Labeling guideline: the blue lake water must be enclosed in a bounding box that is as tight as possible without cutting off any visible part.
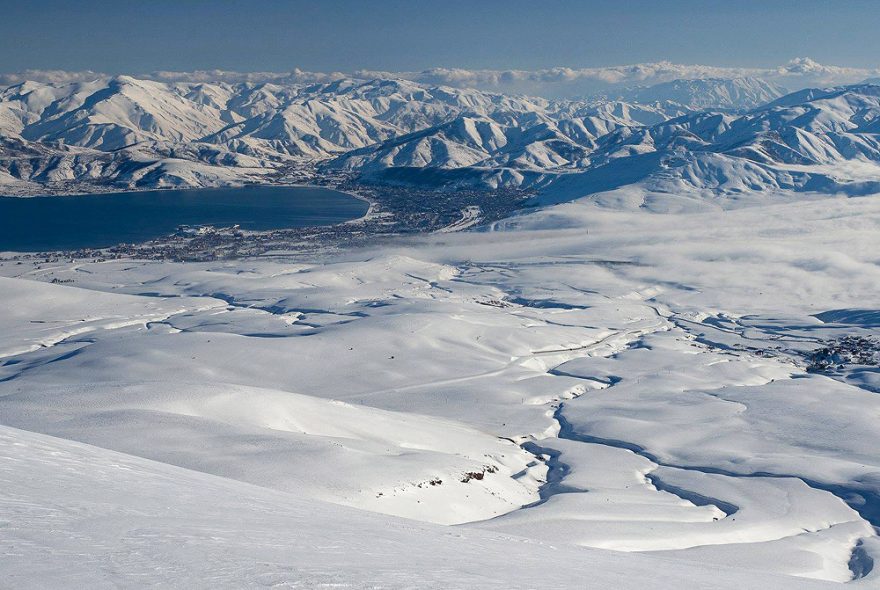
[0,185,369,252]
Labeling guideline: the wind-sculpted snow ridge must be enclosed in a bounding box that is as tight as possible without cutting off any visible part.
[1,192,880,586]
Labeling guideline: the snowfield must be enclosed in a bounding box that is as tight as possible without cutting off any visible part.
[0,425,838,589]
[1,186,879,587]
[3,68,880,587]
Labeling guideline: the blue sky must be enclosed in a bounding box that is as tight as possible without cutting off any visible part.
[1,0,878,73]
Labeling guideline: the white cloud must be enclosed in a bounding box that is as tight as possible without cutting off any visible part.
[145,68,349,85]
[0,69,106,85]
[1,59,877,98]
[772,57,876,86]
[377,59,879,97]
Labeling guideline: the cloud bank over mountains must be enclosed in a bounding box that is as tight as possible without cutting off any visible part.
[1,58,877,98]
[358,58,880,97]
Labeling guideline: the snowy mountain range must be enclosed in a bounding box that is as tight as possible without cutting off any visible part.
[1,72,880,203]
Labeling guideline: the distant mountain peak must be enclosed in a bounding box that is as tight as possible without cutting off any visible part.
[593,77,787,111]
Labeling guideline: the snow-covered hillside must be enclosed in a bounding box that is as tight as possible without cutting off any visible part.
[1,424,837,589]
[2,188,879,587]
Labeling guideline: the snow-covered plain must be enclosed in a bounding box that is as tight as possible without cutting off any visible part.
[1,184,879,587]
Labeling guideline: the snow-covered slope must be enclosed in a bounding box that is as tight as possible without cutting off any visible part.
[2,189,879,586]
[16,76,228,150]
[1,424,837,589]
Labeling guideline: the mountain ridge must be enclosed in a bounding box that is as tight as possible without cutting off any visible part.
[1,74,879,205]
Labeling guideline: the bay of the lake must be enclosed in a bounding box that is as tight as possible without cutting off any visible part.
[0,185,369,252]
